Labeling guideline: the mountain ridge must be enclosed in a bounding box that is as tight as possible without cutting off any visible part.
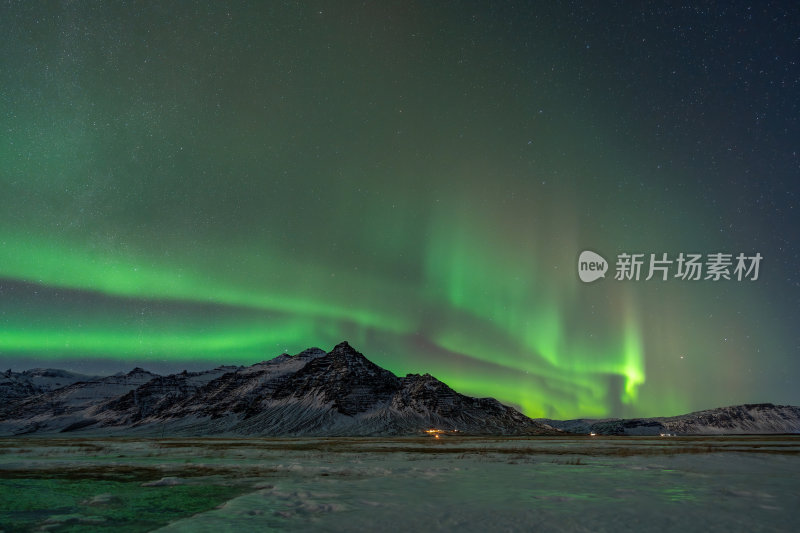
[2,342,798,437]
[0,341,556,437]
[538,403,800,435]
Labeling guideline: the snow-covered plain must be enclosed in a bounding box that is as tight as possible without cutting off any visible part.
[0,436,798,532]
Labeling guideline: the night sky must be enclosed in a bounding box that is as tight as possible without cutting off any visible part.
[2,2,798,419]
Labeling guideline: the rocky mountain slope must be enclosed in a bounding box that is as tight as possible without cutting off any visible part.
[0,342,556,437]
[0,368,96,401]
[4,343,797,437]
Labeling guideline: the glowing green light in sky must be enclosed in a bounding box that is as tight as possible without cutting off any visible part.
[0,1,793,419]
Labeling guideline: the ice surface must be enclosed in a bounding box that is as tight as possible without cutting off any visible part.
[0,436,797,532]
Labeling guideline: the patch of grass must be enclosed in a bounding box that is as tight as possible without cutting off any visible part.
[0,477,248,533]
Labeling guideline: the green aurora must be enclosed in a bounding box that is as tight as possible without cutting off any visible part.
[1,2,798,418]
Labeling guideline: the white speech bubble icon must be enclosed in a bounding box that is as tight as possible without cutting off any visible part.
[578,250,608,283]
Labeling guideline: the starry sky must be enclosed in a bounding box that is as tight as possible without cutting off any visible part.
[1,2,798,419]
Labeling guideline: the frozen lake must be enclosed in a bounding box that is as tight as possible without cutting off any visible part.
[1,435,798,532]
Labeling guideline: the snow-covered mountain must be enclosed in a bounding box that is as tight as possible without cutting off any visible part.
[0,367,160,434]
[5,343,797,437]
[0,342,556,437]
[0,368,96,401]
[540,403,800,435]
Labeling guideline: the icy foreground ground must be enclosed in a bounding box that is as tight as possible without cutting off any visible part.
[1,436,798,532]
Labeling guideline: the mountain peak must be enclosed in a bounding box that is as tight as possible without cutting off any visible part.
[126,367,154,377]
[327,341,371,364]
[325,342,379,372]
[331,340,356,354]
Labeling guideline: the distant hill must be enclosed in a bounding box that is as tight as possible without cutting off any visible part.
[539,403,800,435]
